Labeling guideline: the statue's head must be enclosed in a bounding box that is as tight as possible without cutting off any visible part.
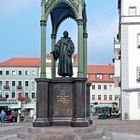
[63,31,69,38]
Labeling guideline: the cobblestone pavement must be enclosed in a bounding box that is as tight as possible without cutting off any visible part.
[0,123,31,140]
[95,118,140,135]
[0,120,140,140]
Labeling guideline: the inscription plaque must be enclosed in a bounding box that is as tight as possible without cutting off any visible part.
[53,85,72,117]
[57,93,70,104]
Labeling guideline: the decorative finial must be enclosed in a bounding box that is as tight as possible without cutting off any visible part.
[41,0,46,6]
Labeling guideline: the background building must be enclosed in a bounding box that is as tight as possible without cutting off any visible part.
[0,54,119,116]
[88,65,119,106]
[0,55,78,117]
[118,0,140,120]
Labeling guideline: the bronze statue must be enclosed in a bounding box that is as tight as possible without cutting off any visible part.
[51,31,75,77]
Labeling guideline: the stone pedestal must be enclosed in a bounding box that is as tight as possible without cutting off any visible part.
[86,82,93,125]
[33,78,89,127]
[33,78,50,127]
[71,78,89,127]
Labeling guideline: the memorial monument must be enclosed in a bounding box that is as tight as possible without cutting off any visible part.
[6,1,108,139]
[33,0,92,127]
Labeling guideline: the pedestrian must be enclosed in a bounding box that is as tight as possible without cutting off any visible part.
[1,110,6,126]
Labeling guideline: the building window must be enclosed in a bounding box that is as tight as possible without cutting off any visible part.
[104,95,107,100]
[12,70,16,75]
[128,7,136,16]
[115,96,118,100]
[98,95,101,100]
[109,85,113,90]
[6,70,9,75]
[25,81,29,87]
[12,92,15,98]
[32,92,35,99]
[5,81,9,85]
[104,85,107,90]
[25,71,29,75]
[109,95,112,100]
[32,70,36,76]
[96,74,103,80]
[32,81,35,90]
[17,81,22,89]
[5,93,9,98]
[138,93,140,109]
[0,81,2,91]
[25,92,28,98]
[12,81,15,87]
[0,81,2,87]
[18,71,22,75]
[136,67,140,82]
[92,85,95,90]
[0,92,2,97]
[137,34,140,48]
[18,81,22,86]
[4,81,10,90]
[92,95,95,100]
[0,71,3,75]
[109,74,114,79]
[98,85,101,90]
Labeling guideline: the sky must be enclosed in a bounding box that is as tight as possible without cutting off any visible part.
[0,0,118,65]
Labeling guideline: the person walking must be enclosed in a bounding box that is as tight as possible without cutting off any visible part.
[1,110,6,126]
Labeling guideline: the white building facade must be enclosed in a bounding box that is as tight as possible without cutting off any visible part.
[118,0,140,120]
[88,65,119,106]
[0,55,78,117]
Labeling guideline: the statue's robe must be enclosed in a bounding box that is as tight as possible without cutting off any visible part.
[53,37,75,77]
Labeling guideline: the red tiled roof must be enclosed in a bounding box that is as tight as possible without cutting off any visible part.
[87,65,114,83]
[0,58,40,67]
[0,54,78,67]
[88,65,114,74]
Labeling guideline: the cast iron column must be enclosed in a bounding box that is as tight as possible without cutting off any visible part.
[83,32,88,78]
[78,19,84,78]
[40,19,46,78]
[51,33,56,79]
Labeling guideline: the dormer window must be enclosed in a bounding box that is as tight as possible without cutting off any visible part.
[109,74,114,79]
[96,74,103,80]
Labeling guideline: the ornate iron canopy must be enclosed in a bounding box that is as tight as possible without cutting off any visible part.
[50,2,76,33]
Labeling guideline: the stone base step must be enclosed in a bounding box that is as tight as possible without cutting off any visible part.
[7,125,108,140]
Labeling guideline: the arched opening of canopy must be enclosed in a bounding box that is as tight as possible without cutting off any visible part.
[40,0,87,78]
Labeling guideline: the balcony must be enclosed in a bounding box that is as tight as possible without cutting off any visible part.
[4,85,10,90]
[17,85,22,90]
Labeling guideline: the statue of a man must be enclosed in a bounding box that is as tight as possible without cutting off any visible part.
[51,31,75,77]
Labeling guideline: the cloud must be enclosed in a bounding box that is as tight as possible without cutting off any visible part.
[0,0,39,14]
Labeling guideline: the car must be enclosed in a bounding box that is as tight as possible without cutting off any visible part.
[5,109,18,122]
[5,114,17,122]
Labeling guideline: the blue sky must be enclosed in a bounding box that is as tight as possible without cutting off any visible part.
[0,0,118,65]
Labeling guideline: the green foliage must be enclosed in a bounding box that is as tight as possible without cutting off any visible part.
[93,102,98,105]
[112,102,118,106]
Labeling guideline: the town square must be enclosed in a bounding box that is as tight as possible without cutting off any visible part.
[0,0,140,139]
